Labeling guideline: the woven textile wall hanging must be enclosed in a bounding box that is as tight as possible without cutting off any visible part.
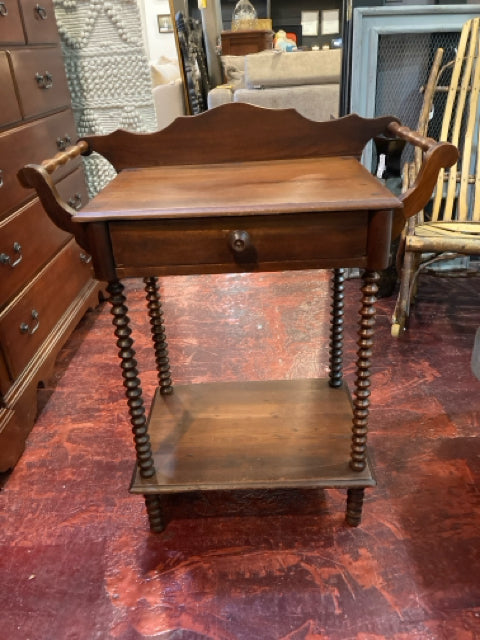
[53,0,157,198]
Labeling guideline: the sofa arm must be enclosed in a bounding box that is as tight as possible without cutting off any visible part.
[207,85,234,109]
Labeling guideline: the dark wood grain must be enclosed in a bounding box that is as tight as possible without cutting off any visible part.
[2,109,81,217]
[220,29,274,56]
[81,107,400,169]
[0,0,24,44]
[0,51,22,128]
[0,239,93,380]
[9,47,71,119]
[20,0,59,45]
[108,209,372,278]
[75,157,399,221]
[0,199,70,309]
[0,0,102,477]
[130,379,376,494]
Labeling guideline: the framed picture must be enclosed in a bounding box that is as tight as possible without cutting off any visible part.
[321,9,340,35]
[157,14,173,33]
[301,10,319,37]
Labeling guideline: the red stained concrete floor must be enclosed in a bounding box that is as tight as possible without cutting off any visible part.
[1,270,480,640]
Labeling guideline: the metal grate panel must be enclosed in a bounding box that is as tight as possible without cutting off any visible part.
[373,31,460,171]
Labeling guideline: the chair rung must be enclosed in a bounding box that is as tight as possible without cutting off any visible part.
[406,235,480,254]
[442,172,476,184]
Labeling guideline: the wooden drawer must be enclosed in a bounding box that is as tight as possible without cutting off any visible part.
[0,199,69,308]
[0,109,81,217]
[0,408,22,468]
[56,165,89,212]
[19,0,59,45]
[0,0,25,44]
[8,46,70,119]
[0,349,9,400]
[109,211,369,276]
[0,50,21,129]
[0,238,94,381]
[0,168,87,307]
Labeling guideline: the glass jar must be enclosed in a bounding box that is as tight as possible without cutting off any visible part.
[232,0,257,31]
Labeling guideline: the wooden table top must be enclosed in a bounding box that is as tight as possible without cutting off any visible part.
[73,157,402,223]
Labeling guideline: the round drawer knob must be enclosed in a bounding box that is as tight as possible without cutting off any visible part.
[228,229,252,254]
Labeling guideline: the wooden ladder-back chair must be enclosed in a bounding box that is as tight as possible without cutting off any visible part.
[391,17,480,337]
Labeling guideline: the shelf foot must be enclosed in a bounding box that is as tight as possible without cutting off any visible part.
[145,494,165,532]
[346,487,364,526]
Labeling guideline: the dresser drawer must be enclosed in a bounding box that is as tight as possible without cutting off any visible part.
[0,50,21,129]
[0,109,81,217]
[56,165,89,212]
[0,351,9,400]
[0,199,69,307]
[8,46,70,119]
[109,211,369,276]
[0,408,22,468]
[20,0,59,44]
[0,238,94,381]
[0,1,25,44]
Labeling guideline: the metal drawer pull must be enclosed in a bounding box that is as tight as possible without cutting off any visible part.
[20,309,40,335]
[0,2,8,17]
[0,169,3,188]
[79,252,92,264]
[56,135,72,151]
[34,4,47,19]
[228,229,252,253]
[0,242,22,268]
[35,71,53,89]
[68,193,82,210]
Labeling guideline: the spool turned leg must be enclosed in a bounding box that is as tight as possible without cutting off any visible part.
[107,279,165,532]
[143,277,173,395]
[350,270,379,472]
[346,488,364,526]
[345,270,379,526]
[329,268,345,388]
[144,494,165,533]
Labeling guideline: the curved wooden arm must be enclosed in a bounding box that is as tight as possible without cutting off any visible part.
[17,162,90,252]
[386,121,458,239]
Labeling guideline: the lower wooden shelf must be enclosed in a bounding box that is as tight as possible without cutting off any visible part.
[130,378,375,495]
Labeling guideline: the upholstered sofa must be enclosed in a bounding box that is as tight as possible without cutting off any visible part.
[207,48,342,121]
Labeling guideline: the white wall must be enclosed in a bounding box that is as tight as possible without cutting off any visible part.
[137,0,178,61]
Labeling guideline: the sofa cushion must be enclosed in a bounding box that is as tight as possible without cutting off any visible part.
[150,55,181,86]
[244,49,341,89]
[221,55,245,88]
[233,84,340,121]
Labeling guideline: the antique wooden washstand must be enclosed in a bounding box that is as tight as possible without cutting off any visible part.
[19,104,457,531]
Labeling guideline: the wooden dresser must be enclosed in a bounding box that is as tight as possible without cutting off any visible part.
[0,0,101,471]
[221,30,274,56]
